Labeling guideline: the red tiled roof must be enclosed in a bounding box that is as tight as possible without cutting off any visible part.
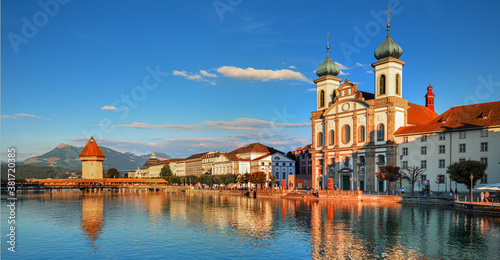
[150,158,185,166]
[407,102,438,125]
[396,101,500,135]
[252,153,271,161]
[79,137,105,157]
[220,153,249,162]
[230,143,280,155]
[186,152,208,160]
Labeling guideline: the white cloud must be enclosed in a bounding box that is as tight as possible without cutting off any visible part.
[200,70,217,78]
[14,113,41,118]
[217,66,307,81]
[115,122,199,131]
[101,105,117,110]
[366,70,374,74]
[173,70,188,76]
[187,75,202,80]
[1,115,17,119]
[307,88,316,92]
[288,65,296,69]
[335,62,351,70]
[173,69,216,85]
[204,118,309,130]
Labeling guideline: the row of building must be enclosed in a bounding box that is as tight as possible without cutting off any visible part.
[129,143,305,187]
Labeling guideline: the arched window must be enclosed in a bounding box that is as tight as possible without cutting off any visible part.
[342,125,351,144]
[377,124,385,141]
[329,130,335,145]
[395,74,400,95]
[358,125,365,142]
[319,90,325,107]
[317,132,323,147]
[379,75,386,95]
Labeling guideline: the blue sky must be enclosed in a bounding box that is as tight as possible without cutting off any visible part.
[2,0,500,161]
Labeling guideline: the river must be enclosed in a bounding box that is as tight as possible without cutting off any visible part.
[1,191,499,259]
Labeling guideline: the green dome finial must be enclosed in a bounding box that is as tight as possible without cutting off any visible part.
[316,33,340,78]
[374,23,403,60]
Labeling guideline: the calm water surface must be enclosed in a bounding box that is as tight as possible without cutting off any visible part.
[1,191,499,259]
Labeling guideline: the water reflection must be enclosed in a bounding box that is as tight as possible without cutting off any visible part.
[81,194,104,249]
[7,191,499,259]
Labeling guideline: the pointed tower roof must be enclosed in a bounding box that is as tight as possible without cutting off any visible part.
[79,137,105,158]
[316,34,340,78]
[374,23,403,60]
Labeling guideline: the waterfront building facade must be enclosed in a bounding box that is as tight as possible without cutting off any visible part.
[395,101,500,192]
[202,151,222,174]
[185,152,208,176]
[212,153,250,175]
[176,160,186,176]
[79,137,105,179]
[292,145,313,189]
[311,23,498,192]
[251,152,296,187]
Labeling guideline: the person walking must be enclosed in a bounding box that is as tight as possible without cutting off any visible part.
[480,192,485,202]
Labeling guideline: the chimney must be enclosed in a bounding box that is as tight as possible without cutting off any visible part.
[425,83,435,111]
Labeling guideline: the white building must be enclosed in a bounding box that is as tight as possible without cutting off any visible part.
[252,152,296,187]
[395,101,500,192]
[212,153,250,175]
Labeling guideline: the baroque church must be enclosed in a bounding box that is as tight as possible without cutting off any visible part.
[311,19,499,193]
[311,23,437,191]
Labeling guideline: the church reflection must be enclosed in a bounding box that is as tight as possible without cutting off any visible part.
[81,194,104,249]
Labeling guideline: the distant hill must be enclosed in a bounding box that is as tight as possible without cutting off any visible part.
[0,164,76,179]
[21,143,170,171]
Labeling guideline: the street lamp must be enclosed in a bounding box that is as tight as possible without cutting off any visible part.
[470,173,473,204]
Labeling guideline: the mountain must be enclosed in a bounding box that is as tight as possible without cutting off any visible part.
[21,143,171,171]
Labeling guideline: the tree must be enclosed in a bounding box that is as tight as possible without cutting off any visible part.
[270,175,278,187]
[107,168,120,178]
[376,165,401,194]
[249,172,267,189]
[447,160,487,193]
[403,166,425,195]
[160,164,173,179]
[224,174,238,185]
[238,173,250,187]
[200,173,213,185]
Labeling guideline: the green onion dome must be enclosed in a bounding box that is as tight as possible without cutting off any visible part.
[316,46,340,78]
[374,24,403,60]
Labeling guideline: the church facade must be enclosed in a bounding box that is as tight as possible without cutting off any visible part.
[311,22,499,192]
[311,23,437,191]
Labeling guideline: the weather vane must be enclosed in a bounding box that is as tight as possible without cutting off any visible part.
[326,32,330,55]
[386,9,391,27]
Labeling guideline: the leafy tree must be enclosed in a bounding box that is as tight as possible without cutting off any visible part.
[107,168,120,178]
[270,175,278,186]
[200,173,213,185]
[160,164,173,179]
[169,175,181,184]
[403,166,425,195]
[376,165,401,194]
[224,174,238,185]
[249,171,267,189]
[447,160,486,192]
[184,175,199,185]
[238,173,250,186]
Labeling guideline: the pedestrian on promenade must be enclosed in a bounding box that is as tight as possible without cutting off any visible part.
[485,190,490,202]
[481,192,485,202]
